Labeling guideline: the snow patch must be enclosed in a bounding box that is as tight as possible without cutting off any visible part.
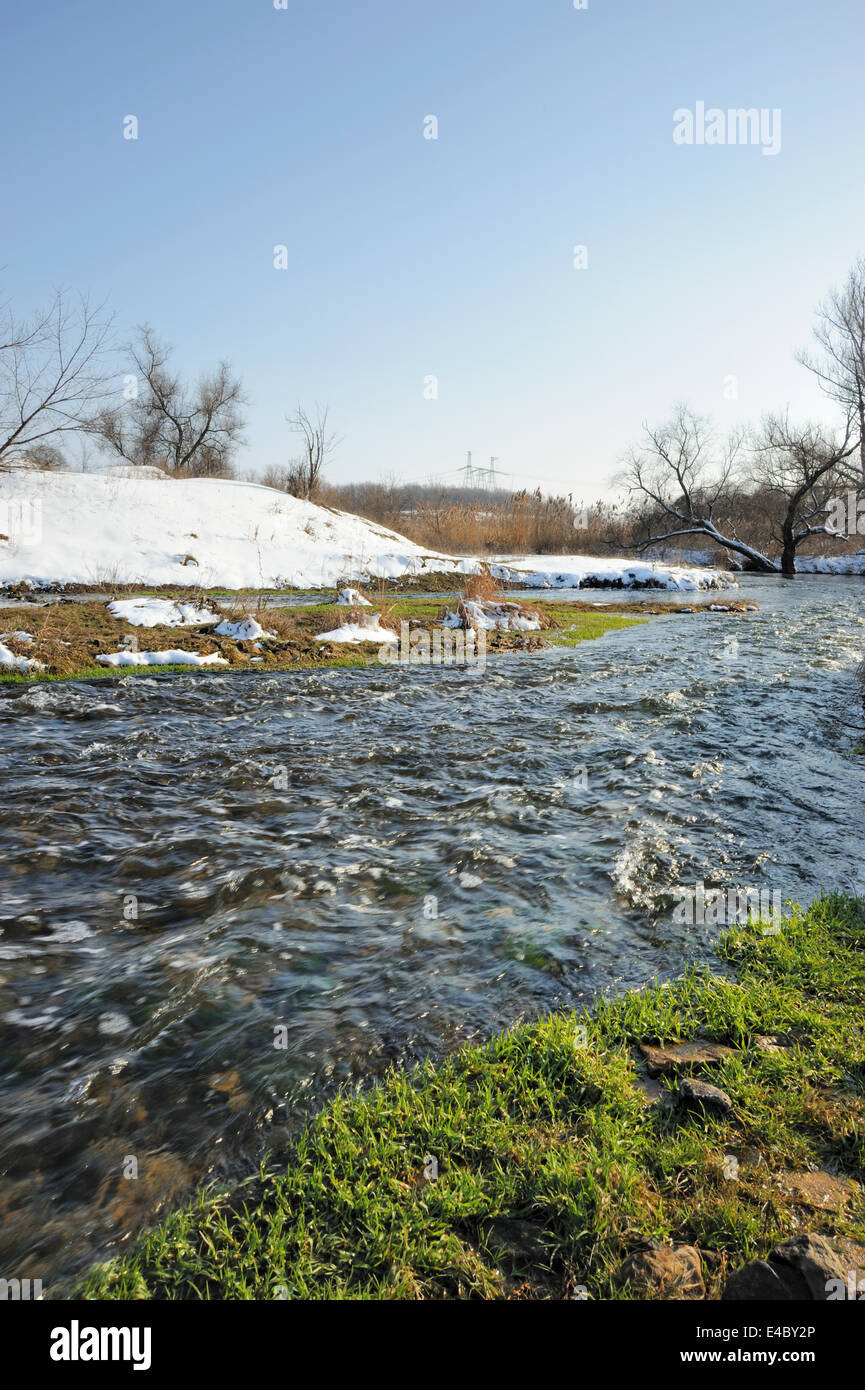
[316,619,398,645]
[0,639,43,672]
[213,616,274,640]
[96,649,229,668]
[108,598,220,627]
[336,587,372,606]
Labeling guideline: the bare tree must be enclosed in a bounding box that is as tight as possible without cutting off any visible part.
[621,403,776,570]
[91,326,245,477]
[283,403,341,500]
[0,290,114,468]
[623,403,859,575]
[797,258,865,484]
[750,413,858,575]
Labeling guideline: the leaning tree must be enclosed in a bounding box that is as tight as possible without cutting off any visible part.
[622,404,858,575]
[621,404,777,571]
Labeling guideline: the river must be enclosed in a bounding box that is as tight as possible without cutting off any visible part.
[1,574,863,1285]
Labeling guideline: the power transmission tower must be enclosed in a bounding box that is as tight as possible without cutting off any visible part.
[459,451,477,488]
[457,452,505,490]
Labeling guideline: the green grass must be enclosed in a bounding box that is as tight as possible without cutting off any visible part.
[72,895,865,1300]
[0,597,645,684]
[544,605,646,646]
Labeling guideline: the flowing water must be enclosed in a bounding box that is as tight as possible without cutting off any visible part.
[1,575,864,1285]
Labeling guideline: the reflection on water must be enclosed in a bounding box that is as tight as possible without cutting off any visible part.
[1,576,864,1283]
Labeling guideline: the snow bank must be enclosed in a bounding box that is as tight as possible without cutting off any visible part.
[488,555,732,591]
[0,472,734,592]
[108,598,220,627]
[796,551,865,575]
[96,649,229,668]
[316,619,398,644]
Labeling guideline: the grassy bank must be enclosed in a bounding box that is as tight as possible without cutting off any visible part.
[0,589,761,684]
[73,895,864,1300]
[0,594,651,683]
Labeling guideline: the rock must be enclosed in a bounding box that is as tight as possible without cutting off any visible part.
[639,1039,735,1076]
[677,1078,733,1115]
[753,1033,790,1053]
[724,1259,808,1301]
[771,1235,863,1298]
[775,1170,860,1212]
[621,1245,705,1299]
[724,1234,865,1301]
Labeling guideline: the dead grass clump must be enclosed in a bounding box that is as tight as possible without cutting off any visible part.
[21,607,96,676]
[260,608,305,641]
[463,565,502,604]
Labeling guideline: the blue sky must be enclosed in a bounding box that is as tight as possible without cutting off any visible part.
[2,0,864,497]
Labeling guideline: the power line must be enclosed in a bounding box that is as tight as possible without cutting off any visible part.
[425,458,581,495]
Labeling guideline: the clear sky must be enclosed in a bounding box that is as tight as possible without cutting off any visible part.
[3,0,864,498]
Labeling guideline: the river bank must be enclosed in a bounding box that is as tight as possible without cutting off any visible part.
[0,594,643,682]
[0,592,760,684]
[71,895,865,1300]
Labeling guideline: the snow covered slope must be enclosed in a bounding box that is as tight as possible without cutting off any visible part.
[0,471,732,591]
[0,471,472,590]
